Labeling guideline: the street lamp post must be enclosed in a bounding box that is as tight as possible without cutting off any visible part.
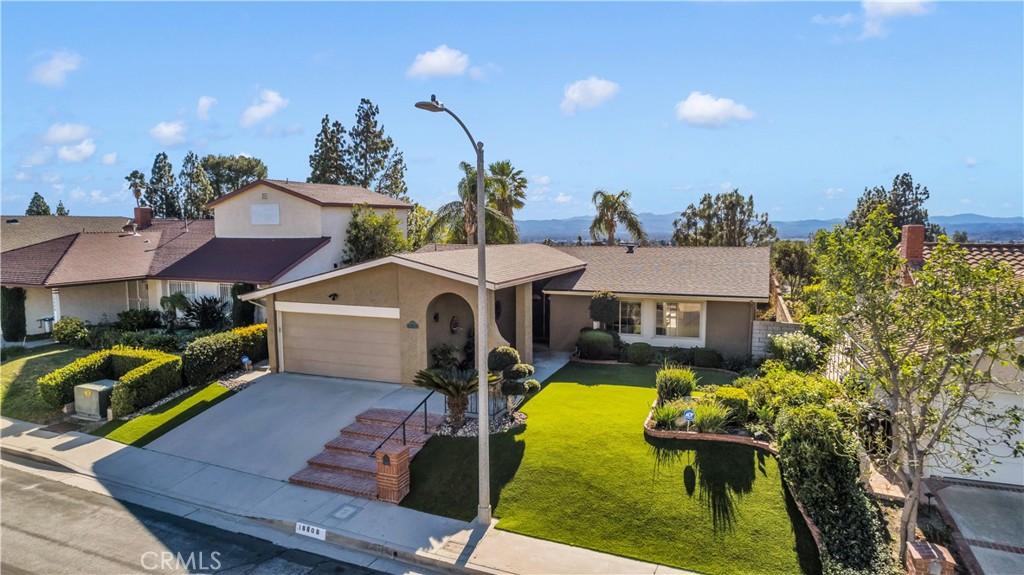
[416,95,491,525]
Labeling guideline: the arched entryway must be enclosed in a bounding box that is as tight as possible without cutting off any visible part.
[425,292,474,369]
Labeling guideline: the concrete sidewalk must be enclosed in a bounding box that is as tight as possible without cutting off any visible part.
[1,416,689,575]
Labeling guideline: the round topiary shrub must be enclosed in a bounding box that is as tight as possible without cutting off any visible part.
[712,386,750,423]
[52,316,89,347]
[503,362,535,381]
[626,342,654,365]
[488,346,520,373]
[656,367,697,403]
[577,329,615,360]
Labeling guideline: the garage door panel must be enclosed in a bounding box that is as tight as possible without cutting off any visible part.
[281,312,402,383]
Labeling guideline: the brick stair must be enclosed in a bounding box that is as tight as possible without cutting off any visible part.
[289,408,442,498]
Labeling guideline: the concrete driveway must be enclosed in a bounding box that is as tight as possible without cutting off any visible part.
[146,373,434,481]
[931,479,1024,575]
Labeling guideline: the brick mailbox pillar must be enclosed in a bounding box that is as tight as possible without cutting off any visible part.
[906,541,956,575]
[375,445,410,503]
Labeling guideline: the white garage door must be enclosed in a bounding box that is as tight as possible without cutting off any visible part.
[281,312,402,383]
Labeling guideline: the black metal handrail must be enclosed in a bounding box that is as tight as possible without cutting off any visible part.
[368,390,436,458]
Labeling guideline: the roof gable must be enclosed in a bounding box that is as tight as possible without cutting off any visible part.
[206,179,412,210]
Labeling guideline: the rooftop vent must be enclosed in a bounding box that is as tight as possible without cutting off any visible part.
[625,244,635,254]
[5,218,19,224]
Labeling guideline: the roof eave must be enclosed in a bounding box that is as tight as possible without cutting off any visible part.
[541,288,770,302]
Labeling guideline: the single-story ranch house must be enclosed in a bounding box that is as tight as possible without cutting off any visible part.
[242,243,774,384]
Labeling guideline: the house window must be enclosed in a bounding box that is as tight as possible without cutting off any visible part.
[219,283,233,302]
[126,280,148,311]
[250,203,280,225]
[616,301,642,335]
[657,302,701,338]
[167,280,196,298]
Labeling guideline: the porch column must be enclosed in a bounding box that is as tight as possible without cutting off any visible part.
[51,288,62,322]
[515,282,533,363]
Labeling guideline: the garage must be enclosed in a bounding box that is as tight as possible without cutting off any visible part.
[277,303,402,383]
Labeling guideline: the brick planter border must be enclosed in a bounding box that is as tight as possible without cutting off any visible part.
[642,404,826,557]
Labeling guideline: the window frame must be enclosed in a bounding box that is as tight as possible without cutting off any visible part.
[656,301,703,339]
[615,300,643,336]
[167,280,197,298]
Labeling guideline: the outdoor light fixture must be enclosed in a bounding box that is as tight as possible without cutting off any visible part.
[416,94,492,525]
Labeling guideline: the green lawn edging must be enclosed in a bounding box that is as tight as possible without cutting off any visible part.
[91,382,233,446]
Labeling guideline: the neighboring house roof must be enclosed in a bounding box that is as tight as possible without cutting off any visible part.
[0,234,77,286]
[156,237,330,284]
[923,243,1024,278]
[545,246,771,300]
[45,232,162,286]
[206,179,413,210]
[1,215,130,252]
[145,219,216,275]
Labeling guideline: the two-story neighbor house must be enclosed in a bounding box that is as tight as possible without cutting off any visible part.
[0,179,411,340]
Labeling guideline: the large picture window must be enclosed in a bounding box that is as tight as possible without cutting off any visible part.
[657,302,701,338]
[167,280,196,298]
[616,301,642,335]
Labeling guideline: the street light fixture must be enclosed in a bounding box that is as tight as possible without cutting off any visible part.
[416,94,492,525]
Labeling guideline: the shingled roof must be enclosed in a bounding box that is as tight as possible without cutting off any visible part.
[398,244,586,287]
[156,237,330,284]
[545,245,771,300]
[1,215,129,252]
[206,179,412,209]
[0,234,77,286]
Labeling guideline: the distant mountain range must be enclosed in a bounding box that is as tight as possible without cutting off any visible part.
[517,213,1024,243]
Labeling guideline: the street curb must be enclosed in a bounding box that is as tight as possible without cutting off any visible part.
[1,443,495,575]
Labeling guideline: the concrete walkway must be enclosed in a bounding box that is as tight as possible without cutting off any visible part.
[929,478,1024,575]
[1,414,689,575]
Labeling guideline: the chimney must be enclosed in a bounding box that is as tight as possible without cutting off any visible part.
[134,206,153,230]
[900,224,925,266]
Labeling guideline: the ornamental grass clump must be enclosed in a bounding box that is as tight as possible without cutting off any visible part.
[692,400,730,433]
[655,366,698,404]
[652,403,683,429]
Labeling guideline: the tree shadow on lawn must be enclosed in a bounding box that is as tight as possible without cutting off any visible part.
[92,386,234,447]
[402,425,527,522]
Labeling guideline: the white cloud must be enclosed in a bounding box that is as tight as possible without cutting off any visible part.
[149,121,187,146]
[824,187,845,199]
[861,0,932,39]
[811,13,856,27]
[102,152,118,165]
[533,175,551,187]
[240,89,288,127]
[30,51,82,87]
[44,122,91,144]
[560,77,620,115]
[675,91,754,127]
[553,193,572,204]
[57,138,96,163]
[21,147,53,167]
[964,157,977,168]
[70,188,116,204]
[197,96,217,120]
[14,171,30,181]
[407,45,470,78]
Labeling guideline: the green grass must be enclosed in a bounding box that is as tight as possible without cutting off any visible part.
[92,383,233,447]
[403,363,819,575]
[0,344,94,423]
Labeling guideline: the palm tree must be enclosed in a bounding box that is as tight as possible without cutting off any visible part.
[413,368,479,428]
[426,162,516,244]
[488,160,527,220]
[589,189,647,246]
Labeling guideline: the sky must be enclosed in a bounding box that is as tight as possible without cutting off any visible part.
[2,1,1022,221]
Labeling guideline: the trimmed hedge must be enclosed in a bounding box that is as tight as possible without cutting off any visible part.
[503,362,535,381]
[1,286,27,342]
[182,323,268,386]
[625,342,654,365]
[37,346,183,416]
[577,329,616,360]
[712,386,749,423]
[656,367,697,404]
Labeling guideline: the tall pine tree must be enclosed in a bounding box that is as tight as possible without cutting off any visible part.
[55,201,70,216]
[148,152,179,218]
[347,99,408,200]
[376,150,409,201]
[307,115,349,184]
[25,192,51,215]
[179,151,216,219]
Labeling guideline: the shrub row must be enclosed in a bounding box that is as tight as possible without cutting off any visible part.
[37,346,183,416]
[182,324,268,386]
[575,328,734,369]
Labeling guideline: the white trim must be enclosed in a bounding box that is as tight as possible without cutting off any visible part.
[275,301,400,319]
[541,289,769,303]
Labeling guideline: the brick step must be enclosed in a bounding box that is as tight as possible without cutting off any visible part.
[289,466,376,498]
[324,435,424,457]
[307,451,377,477]
[339,421,433,445]
[356,408,446,430]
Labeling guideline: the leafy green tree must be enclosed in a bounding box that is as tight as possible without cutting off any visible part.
[406,204,434,251]
[846,172,942,241]
[307,114,350,184]
[148,152,178,218]
[951,230,969,243]
[54,201,69,216]
[426,162,515,244]
[125,170,147,207]
[343,205,408,264]
[375,150,409,201]
[814,206,1024,561]
[179,151,216,219]
[673,190,775,246]
[589,189,646,246]
[488,160,527,221]
[25,192,51,215]
[201,154,267,197]
[771,240,814,290]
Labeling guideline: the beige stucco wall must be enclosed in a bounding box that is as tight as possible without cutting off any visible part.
[705,301,755,359]
[548,293,592,352]
[22,287,54,336]
[269,263,510,384]
[58,282,127,325]
[425,293,474,364]
[213,184,323,239]
[494,286,517,344]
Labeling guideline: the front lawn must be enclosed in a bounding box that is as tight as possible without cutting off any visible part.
[91,382,233,447]
[0,345,94,423]
[402,363,819,575]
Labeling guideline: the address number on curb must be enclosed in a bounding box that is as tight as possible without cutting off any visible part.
[296,522,326,541]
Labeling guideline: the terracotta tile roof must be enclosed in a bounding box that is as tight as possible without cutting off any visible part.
[0,234,77,286]
[206,179,412,209]
[156,237,330,284]
[1,215,129,252]
[397,244,587,287]
[545,245,771,300]
[45,232,161,286]
[923,243,1024,278]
